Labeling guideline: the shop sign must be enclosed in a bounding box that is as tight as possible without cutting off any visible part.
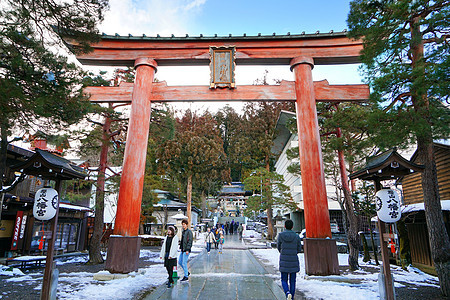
[19,215,27,240]
[376,189,401,223]
[33,188,59,221]
[10,211,23,250]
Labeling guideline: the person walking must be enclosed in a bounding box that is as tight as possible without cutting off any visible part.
[205,227,216,254]
[159,226,178,288]
[179,219,193,282]
[214,227,220,249]
[218,233,225,254]
[230,220,234,235]
[277,219,301,300]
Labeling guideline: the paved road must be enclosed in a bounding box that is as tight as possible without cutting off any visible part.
[143,234,285,300]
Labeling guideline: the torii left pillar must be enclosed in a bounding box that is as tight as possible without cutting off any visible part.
[106,58,157,273]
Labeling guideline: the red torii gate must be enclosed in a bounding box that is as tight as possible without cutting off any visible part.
[68,32,369,275]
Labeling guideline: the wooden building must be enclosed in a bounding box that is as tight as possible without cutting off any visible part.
[0,146,91,257]
[401,143,450,272]
[144,189,200,235]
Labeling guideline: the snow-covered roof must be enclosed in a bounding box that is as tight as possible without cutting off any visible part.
[371,200,450,221]
[59,203,91,212]
[402,200,450,214]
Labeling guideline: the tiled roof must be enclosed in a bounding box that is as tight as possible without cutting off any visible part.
[11,148,86,180]
[99,30,348,41]
[349,148,424,181]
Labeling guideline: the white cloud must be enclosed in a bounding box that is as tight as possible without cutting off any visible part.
[99,0,207,36]
[185,0,207,11]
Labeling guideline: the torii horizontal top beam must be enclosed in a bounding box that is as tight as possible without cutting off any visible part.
[85,80,369,103]
[66,32,363,66]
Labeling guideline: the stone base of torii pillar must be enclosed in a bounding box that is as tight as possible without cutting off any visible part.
[106,236,141,274]
[304,238,340,275]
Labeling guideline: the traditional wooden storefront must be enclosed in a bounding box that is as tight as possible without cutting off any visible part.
[0,146,90,257]
[401,143,450,272]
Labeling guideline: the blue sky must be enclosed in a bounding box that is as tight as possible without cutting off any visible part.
[190,0,352,36]
[100,0,353,37]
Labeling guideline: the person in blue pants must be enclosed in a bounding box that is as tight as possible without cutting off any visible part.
[277,219,301,300]
[205,227,216,254]
[179,219,193,282]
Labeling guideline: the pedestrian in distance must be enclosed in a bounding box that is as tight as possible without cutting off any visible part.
[205,227,216,254]
[277,219,301,300]
[218,234,225,254]
[159,226,178,288]
[214,227,220,249]
[179,219,193,282]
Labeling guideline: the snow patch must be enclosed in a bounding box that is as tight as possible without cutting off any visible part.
[250,248,439,300]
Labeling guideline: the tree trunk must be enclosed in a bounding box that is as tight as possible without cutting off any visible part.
[264,159,274,240]
[337,129,359,270]
[0,123,8,221]
[266,206,274,240]
[369,227,379,266]
[360,232,370,262]
[88,116,112,264]
[201,190,207,219]
[187,174,192,227]
[410,17,450,296]
[162,204,168,235]
[397,219,411,270]
[418,139,450,296]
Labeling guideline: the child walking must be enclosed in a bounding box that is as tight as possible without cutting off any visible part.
[218,234,225,254]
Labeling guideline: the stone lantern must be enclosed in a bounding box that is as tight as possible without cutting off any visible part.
[274,210,286,239]
[171,209,188,240]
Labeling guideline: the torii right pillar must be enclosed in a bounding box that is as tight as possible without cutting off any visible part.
[291,56,340,275]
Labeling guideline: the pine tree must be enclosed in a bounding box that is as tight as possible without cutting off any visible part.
[348,0,450,295]
[243,167,296,239]
[0,0,108,192]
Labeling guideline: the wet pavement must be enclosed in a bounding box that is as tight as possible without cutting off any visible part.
[143,234,285,300]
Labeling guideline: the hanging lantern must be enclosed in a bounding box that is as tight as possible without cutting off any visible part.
[33,187,59,221]
[375,189,401,223]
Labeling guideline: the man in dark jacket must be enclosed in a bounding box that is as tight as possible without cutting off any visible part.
[179,219,193,282]
[277,219,301,300]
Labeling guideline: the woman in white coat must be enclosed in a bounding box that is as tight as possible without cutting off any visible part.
[160,226,179,288]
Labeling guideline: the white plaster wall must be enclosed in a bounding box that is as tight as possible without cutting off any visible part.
[274,133,341,213]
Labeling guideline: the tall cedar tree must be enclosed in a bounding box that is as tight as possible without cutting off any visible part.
[78,70,130,264]
[215,105,245,181]
[0,0,108,193]
[347,0,450,295]
[242,72,295,239]
[158,110,228,225]
[242,100,294,240]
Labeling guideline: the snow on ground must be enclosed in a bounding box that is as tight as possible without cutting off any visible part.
[242,229,266,246]
[57,265,168,300]
[1,244,200,299]
[2,233,440,300]
[56,255,89,265]
[250,249,440,300]
[0,265,25,276]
